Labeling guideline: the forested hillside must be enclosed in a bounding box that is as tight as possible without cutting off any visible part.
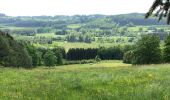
[0,13,168,43]
[0,13,166,28]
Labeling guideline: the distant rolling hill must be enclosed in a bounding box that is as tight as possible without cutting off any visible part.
[0,13,166,28]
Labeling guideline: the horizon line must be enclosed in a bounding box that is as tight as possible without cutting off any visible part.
[0,12,145,17]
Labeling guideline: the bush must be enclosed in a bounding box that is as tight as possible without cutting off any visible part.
[163,35,170,62]
[95,55,101,62]
[133,35,162,64]
[53,48,63,65]
[26,45,42,67]
[44,50,57,67]
[123,50,134,64]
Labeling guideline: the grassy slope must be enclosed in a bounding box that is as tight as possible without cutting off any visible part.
[0,61,170,100]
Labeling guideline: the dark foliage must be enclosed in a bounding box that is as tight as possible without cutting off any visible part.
[0,31,32,68]
[66,45,133,61]
[98,46,123,60]
[52,48,64,65]
[163,35,170,62]
[44,50,57,67]
[67,48,98,60]
[26,46,66,66]
[26,45,42,66]
[146,0,170,24]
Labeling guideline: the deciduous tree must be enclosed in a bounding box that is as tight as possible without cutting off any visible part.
[146,0,170,24]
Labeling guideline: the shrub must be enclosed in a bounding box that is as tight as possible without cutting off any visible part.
[44,50,57,67]
[123,50,134,64]
[95,55,101,62]
[53,48,63,65]
[26,45,42,67]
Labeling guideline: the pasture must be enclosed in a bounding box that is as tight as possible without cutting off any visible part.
[0,61,170,100]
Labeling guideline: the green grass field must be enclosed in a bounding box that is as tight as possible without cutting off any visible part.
[35,41,132,51]
[34,42,115,51]
[51,42,116,51]
[67,24,82,29]
[0,26,37,31]
[36,33,56,37]
[0,61,170,100]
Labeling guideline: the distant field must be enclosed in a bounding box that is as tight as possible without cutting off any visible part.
[36,33,56,37]
[0,61,170,100]
[67,24,82,29]
[14,33,133,51]
[0,26,37,30]
[33,33,132,51]
[52,42,115,51]
[35,41,130,51]
[127,26,146,32]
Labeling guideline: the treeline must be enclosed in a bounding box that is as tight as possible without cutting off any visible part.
[0,31,66,68]
[67,48,98,60]
[27,46,128,66]
[1,31,170,68]
[31,47,128,62]
[26,45,66,67]
[123,34,170,64]
[0,31,133,68]
[66,45,133,61]
[66,34,170,65]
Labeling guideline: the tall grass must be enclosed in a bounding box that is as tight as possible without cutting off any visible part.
[0,61,169,100]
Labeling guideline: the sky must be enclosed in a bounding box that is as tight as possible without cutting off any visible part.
[0,0,154,16]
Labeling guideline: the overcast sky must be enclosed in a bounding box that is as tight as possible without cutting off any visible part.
[0,0,154,16]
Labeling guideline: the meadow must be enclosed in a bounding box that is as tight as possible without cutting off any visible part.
[0,60,170,100]
[0,14,170,100]
[40,42,129,51]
